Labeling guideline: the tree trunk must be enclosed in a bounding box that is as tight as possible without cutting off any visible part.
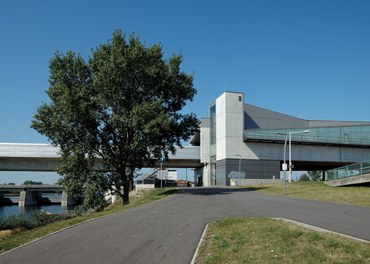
[130,175,134,191]
[122,180,130,204]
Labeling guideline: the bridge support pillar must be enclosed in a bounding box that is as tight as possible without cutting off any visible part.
[0,192,4,206]
[19,191,41,206]
[61,191,75,206]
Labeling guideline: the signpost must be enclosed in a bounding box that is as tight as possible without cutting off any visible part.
[159,156,164,188]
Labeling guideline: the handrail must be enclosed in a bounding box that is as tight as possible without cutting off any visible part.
[326,160,370,181]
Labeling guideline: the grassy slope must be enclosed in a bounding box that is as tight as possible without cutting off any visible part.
[0,188,177,253]
[196,218,370,264]
[246,181,370,207]
[195,183,370,263]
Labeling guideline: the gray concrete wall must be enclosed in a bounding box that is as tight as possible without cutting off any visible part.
[200,118,211,163]
[61,191,76,206]
[19,191,42,206]
[215,159,280,186]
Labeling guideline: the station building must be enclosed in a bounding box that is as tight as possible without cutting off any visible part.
[191,91,370,186]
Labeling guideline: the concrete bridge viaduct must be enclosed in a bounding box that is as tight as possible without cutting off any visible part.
[0,185,74,206]
[0,143,202,206]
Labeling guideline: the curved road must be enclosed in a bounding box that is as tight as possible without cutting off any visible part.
[1,187,370,264]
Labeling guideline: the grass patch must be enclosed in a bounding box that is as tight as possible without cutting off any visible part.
[0,187,177,253]
[195,218,370,264]
[245,181,370,207]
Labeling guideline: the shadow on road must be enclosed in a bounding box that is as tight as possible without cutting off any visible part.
[177,187,258,196]
[157,189,179,196]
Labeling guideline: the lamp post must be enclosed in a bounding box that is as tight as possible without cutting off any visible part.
[236,154,242,186]
[288,130,309,183]
[277,130,309,194]
[276,132,288,195]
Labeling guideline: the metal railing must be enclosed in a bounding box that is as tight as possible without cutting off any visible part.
[326,161,370,181]
[244,125,370,147]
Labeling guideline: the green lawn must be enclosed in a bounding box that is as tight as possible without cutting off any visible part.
[245,181,370,207]
[0,188,177,253]
[195,218,370,264]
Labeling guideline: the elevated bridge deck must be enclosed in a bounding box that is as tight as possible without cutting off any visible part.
[0,143,202,171]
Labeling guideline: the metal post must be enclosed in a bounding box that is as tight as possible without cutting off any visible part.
[236,154,242,186]
[159,155,164,188]
[283,135,288,195]
[289,132,292,184]
[239,156,241,186]
[160,161,163,188]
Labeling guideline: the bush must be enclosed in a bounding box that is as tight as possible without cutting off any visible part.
[0,211,53,231]
[29,210,52,227]
[299,174,310,181]
[72,205,88,217]
[0,215,32,230]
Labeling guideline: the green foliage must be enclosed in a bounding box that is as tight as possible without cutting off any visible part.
[31,29,199,207]
[28,210,52,227]
[307,170,322,181]
[299,173,310,181]
[0,211,52,230]
[22,180,43,185]
[0,215,31,230]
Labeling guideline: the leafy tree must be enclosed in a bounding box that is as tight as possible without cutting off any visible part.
[299,173,310,181]
[31,30,199,208]
[307,171,322,181]
[23,180,43,185]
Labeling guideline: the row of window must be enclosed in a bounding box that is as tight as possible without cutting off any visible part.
[244,125,370,146]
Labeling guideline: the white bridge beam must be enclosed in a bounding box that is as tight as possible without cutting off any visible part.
[0,143,202,171]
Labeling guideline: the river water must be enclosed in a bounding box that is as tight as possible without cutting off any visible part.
[0,205,76,217]
[0,193,76,218]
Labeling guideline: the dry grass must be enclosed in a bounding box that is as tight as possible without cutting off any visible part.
[196,218,370,264]
[245,181,370,207]
[0,230,14,239]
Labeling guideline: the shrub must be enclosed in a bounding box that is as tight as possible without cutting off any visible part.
[0,215,32,230]
[29,210,52,227]
[299,174,310,181]
[0,211,53,231]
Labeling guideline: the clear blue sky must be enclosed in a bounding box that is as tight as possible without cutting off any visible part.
[1,0,370,183]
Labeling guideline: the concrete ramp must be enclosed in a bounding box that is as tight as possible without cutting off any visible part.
[325,173,370,186]
[326,160,370,186]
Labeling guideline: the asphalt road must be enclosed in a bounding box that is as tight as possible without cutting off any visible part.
[1,187,370,264]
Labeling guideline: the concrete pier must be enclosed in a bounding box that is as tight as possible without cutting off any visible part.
[18,190,42,206]
[61,191,76,206]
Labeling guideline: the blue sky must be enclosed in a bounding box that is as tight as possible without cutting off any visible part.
[1,0,370,183]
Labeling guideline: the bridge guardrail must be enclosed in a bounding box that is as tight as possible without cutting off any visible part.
[326,161,370,181]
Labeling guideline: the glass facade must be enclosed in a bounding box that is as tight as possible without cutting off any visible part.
[326,161,370,180]
[209,103,217,185]
[244,125,370,146]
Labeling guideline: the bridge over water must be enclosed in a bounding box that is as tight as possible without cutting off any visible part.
[0,184,74,206]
